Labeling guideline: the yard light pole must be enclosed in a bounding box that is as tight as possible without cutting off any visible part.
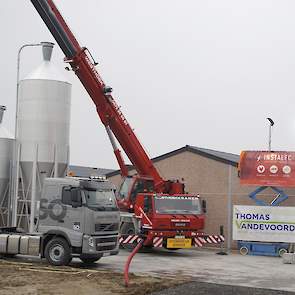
[15,42,54,139]
[10,42,54,228]
[267,118,274,151]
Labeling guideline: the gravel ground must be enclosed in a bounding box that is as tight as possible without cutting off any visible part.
[0,259,187,295]
[152,281,295,295]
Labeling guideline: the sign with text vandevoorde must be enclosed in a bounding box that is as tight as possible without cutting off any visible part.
[233,205,295,243]
[239,151,295,187]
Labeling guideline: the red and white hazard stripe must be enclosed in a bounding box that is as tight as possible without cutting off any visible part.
[218,235,225,242]
[119,235,141,244]
[199,237,207,244]
[119,234,224,247]
[207,235,216,243]
[153,237,163,247]
[193,235,224,247]
[194,237,203,247]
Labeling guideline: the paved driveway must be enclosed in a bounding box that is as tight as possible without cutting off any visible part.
[95,248,295,292]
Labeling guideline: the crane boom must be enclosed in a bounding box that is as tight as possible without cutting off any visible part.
[28,1,211,249]
[30,0,165,188]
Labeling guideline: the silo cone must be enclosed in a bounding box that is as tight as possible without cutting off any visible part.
[17,43,71,232]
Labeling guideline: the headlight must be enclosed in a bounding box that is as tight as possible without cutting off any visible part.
[88,237,94,247]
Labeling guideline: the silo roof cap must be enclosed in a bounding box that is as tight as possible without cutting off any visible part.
[0,126,14,139]
[22,61,70,84]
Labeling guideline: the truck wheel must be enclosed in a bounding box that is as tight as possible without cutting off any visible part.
[45,237,72,266]
[278,248,288,257]
[239,246,249,256]
[120,223,136,250]
[80,254,102,264]
[1,253,16,259]
[121,222,135,235]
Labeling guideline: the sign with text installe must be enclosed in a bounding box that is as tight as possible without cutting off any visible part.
[239,151,295,187]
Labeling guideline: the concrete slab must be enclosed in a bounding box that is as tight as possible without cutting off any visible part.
[97,248,295,292]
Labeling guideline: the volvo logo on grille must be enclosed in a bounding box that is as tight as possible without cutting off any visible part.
[95,223,119,232]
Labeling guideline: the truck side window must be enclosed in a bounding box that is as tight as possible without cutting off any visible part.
[62,187,72,205]
[143,196,152,213]
[71,188,82,207]
[130,180,144,202]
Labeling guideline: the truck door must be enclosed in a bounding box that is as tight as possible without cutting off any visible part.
[61,187,85,243]
[138,195,153,229]
[39,185,62,229]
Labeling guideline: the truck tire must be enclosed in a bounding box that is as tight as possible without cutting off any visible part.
[44,237,72,266]
[80,254,102,264]
[121,222,135,235]
[239,246,249,256]
[278,248,288,257]
[1,253,16,259]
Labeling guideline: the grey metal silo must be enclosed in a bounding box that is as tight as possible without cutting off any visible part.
[15,44,71,231]
[0,106,14,226]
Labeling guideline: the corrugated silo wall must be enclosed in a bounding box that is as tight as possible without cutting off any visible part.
[107,150,295,250]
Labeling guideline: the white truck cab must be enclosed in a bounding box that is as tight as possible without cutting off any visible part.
[0,177,120,265]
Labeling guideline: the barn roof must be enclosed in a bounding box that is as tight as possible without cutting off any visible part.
[106,145,239,177]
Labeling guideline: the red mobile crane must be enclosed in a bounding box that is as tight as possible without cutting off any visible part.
[30,0,223,249]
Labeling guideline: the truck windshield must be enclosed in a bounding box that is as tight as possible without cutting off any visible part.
[84,189,118,211]
[154,196,201,214]
[117,177,133,200]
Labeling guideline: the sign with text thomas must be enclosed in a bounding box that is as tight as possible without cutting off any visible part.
[233,205,295,243]
[239,151,295,187]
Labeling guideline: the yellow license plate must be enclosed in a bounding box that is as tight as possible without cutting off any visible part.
[167,238,192,248]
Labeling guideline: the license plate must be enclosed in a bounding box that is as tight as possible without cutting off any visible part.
[167,238,192,248]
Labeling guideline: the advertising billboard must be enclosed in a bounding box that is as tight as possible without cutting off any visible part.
[239,151,295,187]
[233,205,295,243]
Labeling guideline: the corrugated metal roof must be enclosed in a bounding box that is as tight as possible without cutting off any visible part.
[68,165,114,178]
[188,146,239,165]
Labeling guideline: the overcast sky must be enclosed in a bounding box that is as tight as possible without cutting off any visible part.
[1,1,295,170]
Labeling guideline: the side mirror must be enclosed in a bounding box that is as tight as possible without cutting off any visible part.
[71,188,82,208]
[202,200,207,213]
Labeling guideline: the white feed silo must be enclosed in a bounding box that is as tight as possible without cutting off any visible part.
[15,43,71,232]
[0,106,14,227]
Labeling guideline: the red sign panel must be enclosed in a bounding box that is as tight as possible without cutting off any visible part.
[239,151,295,187]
